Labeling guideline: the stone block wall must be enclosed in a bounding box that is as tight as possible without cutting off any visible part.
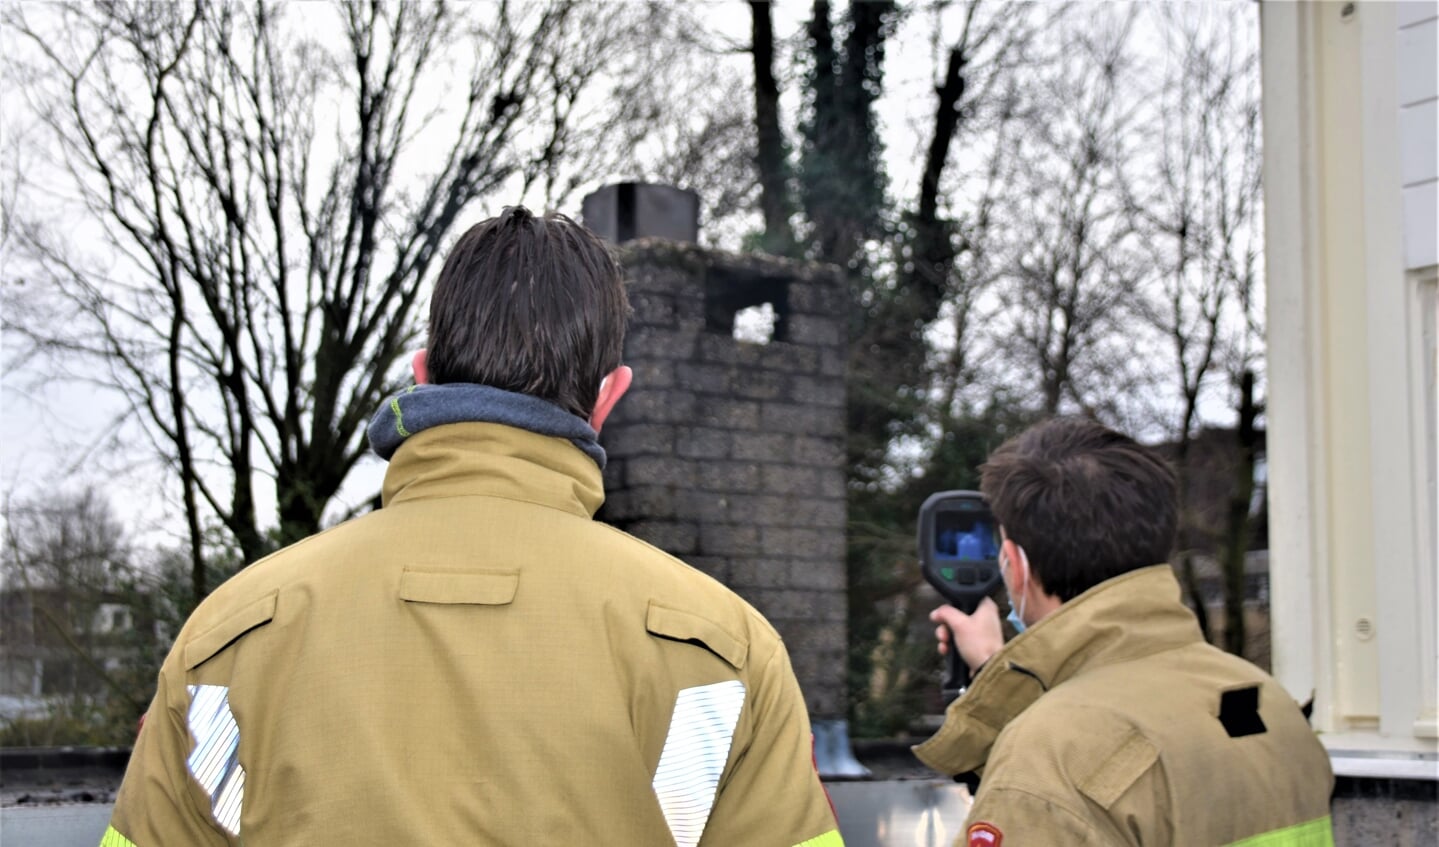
[598,239,848,719]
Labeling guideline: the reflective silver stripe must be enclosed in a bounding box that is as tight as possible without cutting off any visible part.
[186,684,245,836]
[652,680,746,847]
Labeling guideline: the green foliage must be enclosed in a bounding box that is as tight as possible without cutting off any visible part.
[799,0,897,266]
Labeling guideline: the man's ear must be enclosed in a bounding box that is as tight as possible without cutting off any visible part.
[412,349,430,385]
[589,365,632,433]
[1001,538,1027,592]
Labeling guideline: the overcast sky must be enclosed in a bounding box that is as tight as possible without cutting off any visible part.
[0,1,1258,554]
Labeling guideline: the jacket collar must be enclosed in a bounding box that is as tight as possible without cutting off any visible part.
[912,564,1204,776]
[381,422,606,518]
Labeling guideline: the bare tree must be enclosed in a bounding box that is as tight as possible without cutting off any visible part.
[621,10,762,249]
[1,489,150,724]
[1128,5,1262,648]
[635,108,758,251]
[2,489,127,593]
[914,1,1057,425]
[1133,6,1261,447]
[520,3,709,213]
[909,0,1048,315]
[994,13,1144,418]
[2,1,679,603]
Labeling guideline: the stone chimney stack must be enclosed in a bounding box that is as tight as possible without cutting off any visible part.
[595,234,849,723]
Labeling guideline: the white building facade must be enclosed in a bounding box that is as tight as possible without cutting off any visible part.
[1262,0,1438,779]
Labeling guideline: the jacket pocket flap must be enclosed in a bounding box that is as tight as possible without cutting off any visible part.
[1077,731,1159,809]
[184,591,279,670]
[645,602,747,670]
[400,569,519,605]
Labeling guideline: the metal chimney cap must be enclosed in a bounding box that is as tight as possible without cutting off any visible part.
[582,183,699,245]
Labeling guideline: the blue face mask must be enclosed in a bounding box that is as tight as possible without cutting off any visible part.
[1002,544,1030,634]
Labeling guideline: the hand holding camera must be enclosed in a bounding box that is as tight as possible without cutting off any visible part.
[917,490,1004,704]
[929,598,1004,677]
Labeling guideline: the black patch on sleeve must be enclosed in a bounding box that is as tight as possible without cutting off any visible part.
[1218,685,1268,738]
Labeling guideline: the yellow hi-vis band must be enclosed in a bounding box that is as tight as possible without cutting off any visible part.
[100,825,138,847]
[793,830,845,847]
[1226,816,1335,847]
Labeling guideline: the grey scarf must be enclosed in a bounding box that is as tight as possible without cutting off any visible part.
[367,384,606,469]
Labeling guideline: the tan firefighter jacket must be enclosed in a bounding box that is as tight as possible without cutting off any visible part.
[103,422,843,847]
[914,566,1334,847]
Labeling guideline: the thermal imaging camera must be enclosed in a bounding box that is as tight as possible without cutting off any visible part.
[918,490,1003,703]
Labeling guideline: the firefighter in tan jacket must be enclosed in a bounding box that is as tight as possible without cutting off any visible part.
[103,208,842,847]
[917,419,1334,847]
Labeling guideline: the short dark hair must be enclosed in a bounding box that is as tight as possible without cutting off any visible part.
[426,207,629,418]
[979,417,1177,602]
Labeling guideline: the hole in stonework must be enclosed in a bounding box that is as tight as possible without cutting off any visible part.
[704,267,791,344]
[733,302,777,344]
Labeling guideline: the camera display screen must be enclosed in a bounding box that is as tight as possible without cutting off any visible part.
[933,511,999,561]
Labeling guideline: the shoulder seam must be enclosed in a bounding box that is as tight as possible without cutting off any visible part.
[974,784,1104,839]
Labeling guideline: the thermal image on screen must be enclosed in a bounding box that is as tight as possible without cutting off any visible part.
[934,512,999,561]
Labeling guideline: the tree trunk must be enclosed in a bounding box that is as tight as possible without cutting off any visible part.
[1221,370,1258,657]
[802,0,840,262]
[167,304,208,605]
[1173,424,1214,643]
[750,1,795,256]
[905,43,965,320]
